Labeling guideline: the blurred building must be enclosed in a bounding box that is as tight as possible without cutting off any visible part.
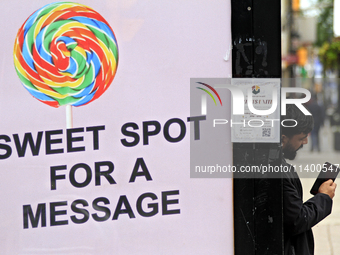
[281,0,317,87]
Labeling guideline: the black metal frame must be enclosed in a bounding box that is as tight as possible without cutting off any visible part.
[231,0,283,254]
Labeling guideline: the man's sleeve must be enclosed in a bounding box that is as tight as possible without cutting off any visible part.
[283,177,333,236]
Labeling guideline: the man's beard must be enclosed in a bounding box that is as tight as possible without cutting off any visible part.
[283,143,303,160]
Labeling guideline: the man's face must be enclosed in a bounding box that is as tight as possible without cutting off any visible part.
[282,133,308,160]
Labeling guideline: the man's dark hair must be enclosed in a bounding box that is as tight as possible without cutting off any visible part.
[281,104,314,137]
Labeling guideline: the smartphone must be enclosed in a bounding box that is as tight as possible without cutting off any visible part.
[310,162,340,195]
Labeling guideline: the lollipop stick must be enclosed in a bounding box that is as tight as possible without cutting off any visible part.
[66,105,73,128]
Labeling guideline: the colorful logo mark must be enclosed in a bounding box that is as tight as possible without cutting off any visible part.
[252,85,260,95]
[196,82,222,106]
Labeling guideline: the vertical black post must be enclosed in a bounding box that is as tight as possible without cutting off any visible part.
[232,0,283,254]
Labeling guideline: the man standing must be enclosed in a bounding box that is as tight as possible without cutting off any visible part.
[305,96,325,152]
[282,105,336,255]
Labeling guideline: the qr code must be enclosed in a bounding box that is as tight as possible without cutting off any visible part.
[262,128,271,137]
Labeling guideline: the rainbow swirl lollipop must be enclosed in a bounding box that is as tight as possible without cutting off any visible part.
[13,2,118,108]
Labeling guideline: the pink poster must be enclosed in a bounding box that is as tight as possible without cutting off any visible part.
[0,1,233,254]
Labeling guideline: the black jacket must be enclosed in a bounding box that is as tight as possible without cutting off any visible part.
[283,160,333,255]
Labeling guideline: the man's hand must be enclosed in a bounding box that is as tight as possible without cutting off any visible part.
[319,179,337,199]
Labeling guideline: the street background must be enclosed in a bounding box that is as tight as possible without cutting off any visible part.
[281,1,340,252]
[287,121,340,255]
